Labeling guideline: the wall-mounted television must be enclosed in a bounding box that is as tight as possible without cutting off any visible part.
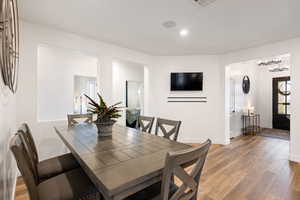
[170,72,203,91]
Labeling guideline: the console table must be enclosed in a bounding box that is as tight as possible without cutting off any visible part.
[242,114,261,135]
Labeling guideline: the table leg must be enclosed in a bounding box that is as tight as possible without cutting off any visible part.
[255,115,257,134]
[242,116,245,135]
[258,115,261,132]
[252,117,255,136]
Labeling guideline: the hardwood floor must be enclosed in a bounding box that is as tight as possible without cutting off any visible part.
[259,128,290,140]
[15,177,28,200]
[15,136,300,200]
[197,136,300,200]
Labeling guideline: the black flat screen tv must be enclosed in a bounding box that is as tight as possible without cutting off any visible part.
[170,72,203,91]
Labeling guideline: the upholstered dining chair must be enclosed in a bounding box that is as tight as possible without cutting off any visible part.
[136,115,155,133]
[18,123,80,182]
[155,118,182,141]
[67,113,93,127]
[10,133,102,200]
[125,139,211,200]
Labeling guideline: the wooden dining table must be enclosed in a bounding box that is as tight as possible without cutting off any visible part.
[54,123,191,200]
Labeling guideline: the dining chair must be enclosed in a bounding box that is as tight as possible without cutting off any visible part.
[136,115,155,133]
[18,123,80,182]
[155,118,182,141]
[67,113,93,127]
[10,133,102,200]
[125,139,211,200]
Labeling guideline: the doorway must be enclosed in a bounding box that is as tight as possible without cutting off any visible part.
[112,59,145,126]
[272,76,291,130]
[225,54,291,142]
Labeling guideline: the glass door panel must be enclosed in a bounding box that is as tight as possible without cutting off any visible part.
[273,76,291,130]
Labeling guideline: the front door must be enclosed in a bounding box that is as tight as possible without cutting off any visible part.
[273,77,291,130]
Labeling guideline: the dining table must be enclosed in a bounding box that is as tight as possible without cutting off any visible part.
[54,123,191,200]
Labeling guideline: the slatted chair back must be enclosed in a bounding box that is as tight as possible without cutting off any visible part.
[10,133,40,200]
[155,118,181,141]
[161,139,211,200]
[18,123,39,165]
[136,116,155,133]
[67,113,93,127]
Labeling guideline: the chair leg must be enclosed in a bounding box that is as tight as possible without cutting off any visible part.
[191,194,197,200]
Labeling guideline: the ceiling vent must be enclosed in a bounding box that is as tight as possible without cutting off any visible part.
[191,0,217,7]
[162,21,177,29]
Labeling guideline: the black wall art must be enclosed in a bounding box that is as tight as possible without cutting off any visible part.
[0,0,20,93]
[242,76,250,94]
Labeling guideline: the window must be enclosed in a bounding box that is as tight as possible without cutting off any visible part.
[74,76,97,114]
[277,80,291,115]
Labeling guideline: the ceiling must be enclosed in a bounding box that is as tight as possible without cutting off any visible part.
[19,0,300,56]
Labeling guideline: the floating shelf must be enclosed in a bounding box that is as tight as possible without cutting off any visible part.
[167,96,207,103]
[167,100,207,103]
[167,96,207,99]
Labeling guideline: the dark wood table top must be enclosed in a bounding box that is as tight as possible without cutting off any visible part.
[55,123,191,200]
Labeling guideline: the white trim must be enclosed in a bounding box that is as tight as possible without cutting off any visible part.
[10,172,17,200]
[8,133,19,200]
[223,138,231,145]
[289,154,300,163]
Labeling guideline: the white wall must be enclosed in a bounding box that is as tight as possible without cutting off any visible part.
[112,60,144,125]
[227,61,258,137]
[148,55,225,144]
[37,45,98,121]
[221,37,300,163]
[0,85,17,200]
[17,21,153,161]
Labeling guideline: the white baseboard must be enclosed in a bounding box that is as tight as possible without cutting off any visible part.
[11,172,17,200]
[289,154,300,163]
[223,139,230,145]
[179,138,229,145]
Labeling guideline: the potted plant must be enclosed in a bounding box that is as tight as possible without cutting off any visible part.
[85,93,122,136]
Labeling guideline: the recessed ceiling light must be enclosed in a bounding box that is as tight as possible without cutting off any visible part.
[180,29,189,37]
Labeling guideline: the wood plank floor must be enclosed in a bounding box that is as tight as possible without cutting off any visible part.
[259,128,290,140]
[15,136,300,200]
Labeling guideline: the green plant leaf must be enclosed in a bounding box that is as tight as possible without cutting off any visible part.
[85,93,122,121]
[84,94,101,109]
